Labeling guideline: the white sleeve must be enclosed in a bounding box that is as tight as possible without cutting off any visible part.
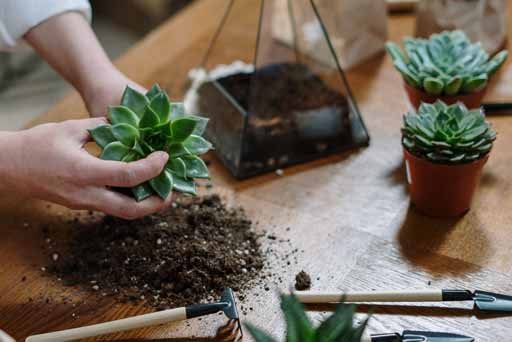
[0,0,92,51]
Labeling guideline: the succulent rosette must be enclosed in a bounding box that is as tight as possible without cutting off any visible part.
[89,84,212,201]
[402,100,496,164]
[386,30,508,95]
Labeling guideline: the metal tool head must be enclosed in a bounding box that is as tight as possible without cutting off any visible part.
[473,290,512,312]
[402,330,474,342]
[220,288,243,337]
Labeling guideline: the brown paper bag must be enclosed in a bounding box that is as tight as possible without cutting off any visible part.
[415,0,507,54]
[272,0,388,69]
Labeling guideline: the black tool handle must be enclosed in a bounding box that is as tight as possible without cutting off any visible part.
[369,333,401,341]
[482,102,512,114]
[442,289,474,301]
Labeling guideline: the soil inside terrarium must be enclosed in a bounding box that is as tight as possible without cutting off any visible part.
[47,195,265,309]
[197,62,352,177]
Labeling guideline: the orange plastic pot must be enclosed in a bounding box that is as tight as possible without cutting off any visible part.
[404,82,487,110]
[403,148,488,217]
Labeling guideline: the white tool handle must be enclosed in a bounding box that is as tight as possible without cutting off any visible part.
[295,289,443,303]
[361,331,372,342]
[25,307,187,342]
[0,329,15,342]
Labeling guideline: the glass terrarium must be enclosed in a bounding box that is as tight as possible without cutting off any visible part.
[184,0,369,179]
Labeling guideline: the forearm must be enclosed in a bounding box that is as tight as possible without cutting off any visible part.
[0,131,24,195]
[24,11,118,98]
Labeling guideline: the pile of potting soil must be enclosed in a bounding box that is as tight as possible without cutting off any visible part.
[48,195,265,309]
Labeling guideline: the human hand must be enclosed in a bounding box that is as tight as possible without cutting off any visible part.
[0,118,172,219]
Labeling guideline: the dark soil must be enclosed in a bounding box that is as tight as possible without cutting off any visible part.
[47,195,265,309]
[294,270,312,291]
[197,63,353,178]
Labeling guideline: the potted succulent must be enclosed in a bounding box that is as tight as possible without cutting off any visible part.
[386,30,508,109]
[245,293,368,341]
[402,100,496,217]
[89,84,213,202]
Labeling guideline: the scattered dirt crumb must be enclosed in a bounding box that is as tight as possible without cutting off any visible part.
[294,270,312,291]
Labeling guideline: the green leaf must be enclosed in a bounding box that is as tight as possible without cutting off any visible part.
[167,157,187,178]
[108,106,139,126]
[150,93,171,123]
[189,115,210,135]
[172,176,197,195]
[183,135,212,155]
[171,117,197,141]
[89,124,115,148]
[317,301,358,341]
[111,123,140,146]
[100,141,130,161]
[120,86,149,117]
[146,84,163,100]
[139,106,160,128]
[423,77,444,95]
[244,323,277,342]
[133,139,145,156]
[444,76,462,95]
[170,102,186,120]
[183,156,209,178]
[168,143,191,158]
[132,183,154,202]
[121,150,139,162]
[280,294,315,342]
[461,74,487,93]
[149,170,174,200]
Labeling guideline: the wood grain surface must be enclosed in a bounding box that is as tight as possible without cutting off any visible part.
[2,0,512,341]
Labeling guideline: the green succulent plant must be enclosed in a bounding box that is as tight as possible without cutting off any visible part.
[386,30,508,95]
[245,294,368,342]
[89,84,212,202]
[402,100,496,164]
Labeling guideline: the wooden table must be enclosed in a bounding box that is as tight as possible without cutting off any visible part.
[2,1,512,340]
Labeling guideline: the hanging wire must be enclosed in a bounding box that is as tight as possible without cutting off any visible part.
[308,0,369,142]
[200,0,236,68]
[287,0,300,64]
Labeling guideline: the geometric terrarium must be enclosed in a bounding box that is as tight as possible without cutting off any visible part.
[185,0,369,178]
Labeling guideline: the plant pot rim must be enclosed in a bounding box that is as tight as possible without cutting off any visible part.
[403,145,490,167]
[403,81,487,100]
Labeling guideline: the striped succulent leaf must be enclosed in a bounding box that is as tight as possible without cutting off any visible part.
[402,100,496,164]
[386,30,508,95]
[89,84,212,202]
[245,294,368,342]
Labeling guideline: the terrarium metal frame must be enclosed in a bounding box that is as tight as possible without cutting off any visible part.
[195,0,370,179]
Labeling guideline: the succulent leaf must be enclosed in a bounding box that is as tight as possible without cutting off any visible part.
[150,92,171,123]
[108,106,139,127]
[89,84,213,201]
[167,157,187,178]
[172,176,197,195]
[121,86,149,117]
[146,84,163,100]
[112,123,140,146]
[183,135,212,155]
[247,294,368,342]
[386,30,508,95]
[139,106,160,129]
[132,183,154,202]
[402,100,496,164]
[88,125,116,148]
[149,169,173,199]
[100,141,131,161]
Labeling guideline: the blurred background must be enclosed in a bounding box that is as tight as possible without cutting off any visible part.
[0,0,194,130]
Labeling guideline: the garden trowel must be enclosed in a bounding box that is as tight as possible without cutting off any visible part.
[363,330,474,342]
[25,288,241,342]
[295,288,512,312]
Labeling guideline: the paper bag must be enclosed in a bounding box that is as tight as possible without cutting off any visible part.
[415,0,508,54]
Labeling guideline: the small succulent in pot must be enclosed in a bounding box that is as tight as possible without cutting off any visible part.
[402,100,496,217]
[89,84,213,202]
[386,30,508,108]
[245,293,368,341]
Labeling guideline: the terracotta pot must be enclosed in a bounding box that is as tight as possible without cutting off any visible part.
[403,148,488,217]
[404,82,487,110]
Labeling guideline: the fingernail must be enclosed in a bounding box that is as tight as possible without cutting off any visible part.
[152,151,169,163]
